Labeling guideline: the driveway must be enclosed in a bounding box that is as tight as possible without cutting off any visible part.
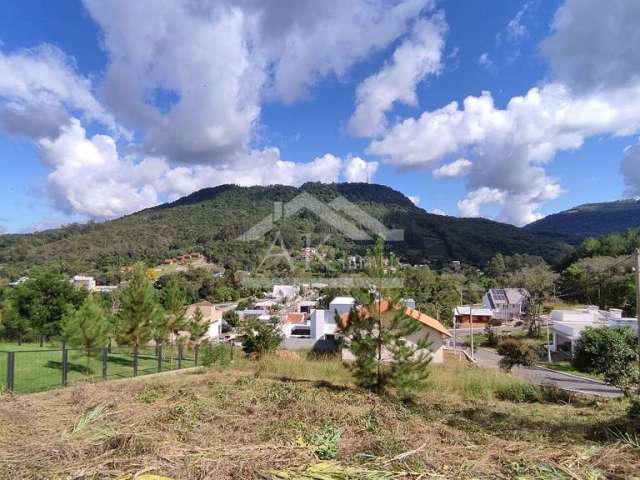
[469,347,622,398]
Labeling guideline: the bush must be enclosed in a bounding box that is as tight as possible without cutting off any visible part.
[573,327,636,373]
[241,318,283,358]
[496,382,543,403]
[497,338,541,371]
[200,342,233,367]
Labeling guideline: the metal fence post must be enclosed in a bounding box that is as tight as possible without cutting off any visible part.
[62,344,68,387]
[101,347,108,380]
[133,346,139,377]
[157,344,163,373]
[178,344,183,369]
[194,345,199,366]
[6,352,15,392]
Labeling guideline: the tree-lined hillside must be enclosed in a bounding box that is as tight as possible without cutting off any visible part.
[0,183,571,281]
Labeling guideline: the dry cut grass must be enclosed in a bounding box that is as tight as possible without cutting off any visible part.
[0,355,638,480]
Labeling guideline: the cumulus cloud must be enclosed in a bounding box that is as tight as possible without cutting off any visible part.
[542,0,640,93]
[344,157,379,182]
[457,187,506,218]
[370,81,640,224]
[348,10,447,137]
[408,195,420,205]
[432,158,472,178]
[430,208,446,215]
[83,0,430,163]
[621,141,640,197]
[0,45,118,138]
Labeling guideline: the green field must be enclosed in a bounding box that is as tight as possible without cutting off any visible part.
[0,343,197,394]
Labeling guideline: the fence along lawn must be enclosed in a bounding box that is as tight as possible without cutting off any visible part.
[0,344,197,394]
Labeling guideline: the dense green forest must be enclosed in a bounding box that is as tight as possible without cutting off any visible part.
[0,183,571,282]
[525,199,640,240]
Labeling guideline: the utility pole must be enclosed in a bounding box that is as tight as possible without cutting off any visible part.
[469,304,474,359]
[635,249,640,369]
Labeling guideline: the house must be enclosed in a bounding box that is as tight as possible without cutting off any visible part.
[272,284,299,301]
[185,300,223,340]
[483,288,529,321]
[238,309,273,322]
[70,275,96,291]
[299,300,317,313]
[280,312,310,337]
[340,300,452,364]
[254,299,278,311]
[454,305,494,325]
[329,296,356,316]
[549,306,638,355]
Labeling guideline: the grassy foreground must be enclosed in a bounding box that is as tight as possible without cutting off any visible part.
[0,355,638,479]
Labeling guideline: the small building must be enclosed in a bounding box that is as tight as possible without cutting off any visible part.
[272,285,300,301]
[483,288,529,321]
[254,299,278,311]
[454,305,494,325]
[71,275,96,291]
[185,300,223,339]
[299,300,317,313]
[340,300,452,364]
[329,296,356,316]
[550,306,638,355]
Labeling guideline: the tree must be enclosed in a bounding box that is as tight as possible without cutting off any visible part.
[116,263,163,352]
[189,307,209,345]
[160,276,188,364]
[496,338,541,372]
[241,318,283,358]
[506,264,558,336]
[339,237,433,399]
[223,309,239,328]
[4,269,87,341]
[62,295,110,370]
[573,327,638,396]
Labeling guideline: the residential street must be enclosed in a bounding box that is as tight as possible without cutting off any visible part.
[469,347,623,398]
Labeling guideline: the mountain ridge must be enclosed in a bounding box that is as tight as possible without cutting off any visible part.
[0,182,572,280]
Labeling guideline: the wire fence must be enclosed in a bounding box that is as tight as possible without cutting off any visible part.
[0,343,209,394]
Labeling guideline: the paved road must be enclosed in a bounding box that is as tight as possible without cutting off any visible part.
[470,347,622,398]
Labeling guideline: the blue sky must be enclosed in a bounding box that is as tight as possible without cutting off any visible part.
[0,0,639,233]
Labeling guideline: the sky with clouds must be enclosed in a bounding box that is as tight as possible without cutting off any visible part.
[0,0,639,233]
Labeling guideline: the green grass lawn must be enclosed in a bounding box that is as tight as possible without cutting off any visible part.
[0,343,197,394]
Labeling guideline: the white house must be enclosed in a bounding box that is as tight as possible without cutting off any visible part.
[71,275,96,291]
[254,299,278,311]
[185,300,223,340]
[272,284,300,301]
[549,306,638,355]
[329,296,356,316]
[340,300,452,364]
[483,288,529,321]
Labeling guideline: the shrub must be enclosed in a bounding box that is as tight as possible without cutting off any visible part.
[200,342,232,367]
[241,318,283,358]
[573,327,636,373]
[497,338,541,372]
[496,382,542,403]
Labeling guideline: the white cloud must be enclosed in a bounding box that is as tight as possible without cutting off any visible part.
[621,140,640,197]
[369,81,640,224]
[432,158,472,178]
[506,2,532,43]
[430,208,446,215]
[542,0,640,93]
[477,53,493,70]
[82,0,430,164]
[457,188,506,218]
[348,11,447,137]
[343,157,379,183]
[408,195,420,205]
[0,45,118,138]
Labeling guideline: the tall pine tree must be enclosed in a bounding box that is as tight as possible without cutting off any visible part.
[116,263,163,352]
[62,294,111,371]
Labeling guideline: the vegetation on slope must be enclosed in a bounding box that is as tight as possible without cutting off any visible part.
[0,356,637,480]
[0,183,571,281]
[525,199,640,240]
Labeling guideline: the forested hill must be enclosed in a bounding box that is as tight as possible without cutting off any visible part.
[0,183,571,280]
[525,199,640,240]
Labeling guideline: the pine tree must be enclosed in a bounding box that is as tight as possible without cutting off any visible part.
[339,237,433,399]
[116,263,163,352]
[162,276,187,363]
[62,294,110,371]
[189,306,209,345]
